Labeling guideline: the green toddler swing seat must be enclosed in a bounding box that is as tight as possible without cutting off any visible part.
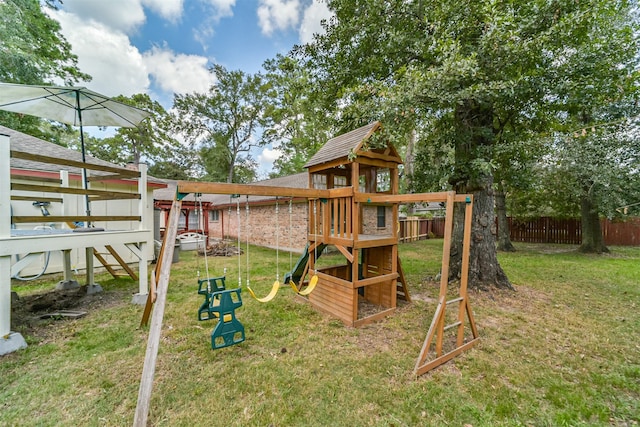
[197,276,245,349]
[197,276,227,321]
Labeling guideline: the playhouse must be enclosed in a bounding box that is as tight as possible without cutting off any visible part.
[301,121,408,326]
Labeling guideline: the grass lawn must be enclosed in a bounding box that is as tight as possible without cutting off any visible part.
[2,240,639,426]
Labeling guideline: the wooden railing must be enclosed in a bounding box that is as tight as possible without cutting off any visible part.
[10,150,143,225]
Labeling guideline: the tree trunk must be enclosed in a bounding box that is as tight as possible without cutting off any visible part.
[405,129,416,215]
[451,175,513,290]
[448,100,513,290]
[579,194,609,253]
[495,186,516,252]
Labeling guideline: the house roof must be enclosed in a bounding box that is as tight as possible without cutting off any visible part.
[304,121,381,168]
[154,172,309,206]
[1,124,164,185]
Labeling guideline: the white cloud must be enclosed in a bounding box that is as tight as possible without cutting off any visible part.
[258,146,283,172]
[62,0,185,32]
[257,0,300,36]
[49,6,215,102]
[299,0,332,44]
[143,0,185,22]
[143,46,216,95]
[60,0,147,34]
[192,0,237,51]
[49,10,150,97]
[201,0,236,18]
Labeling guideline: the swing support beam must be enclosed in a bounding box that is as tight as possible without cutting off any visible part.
[177,181,348,199]
[177,180,469,205]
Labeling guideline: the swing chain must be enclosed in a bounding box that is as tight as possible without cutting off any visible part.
[275,197,279,282]
[196,193,212,294]
[245,195,250,289]
[289,198,293,275]
[237,196,242,289]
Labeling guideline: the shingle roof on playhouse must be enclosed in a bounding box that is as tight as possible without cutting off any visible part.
[304,121,401,169]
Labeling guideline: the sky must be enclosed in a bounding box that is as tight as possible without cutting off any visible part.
[46,0,333,175]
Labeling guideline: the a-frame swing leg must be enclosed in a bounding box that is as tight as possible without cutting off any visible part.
[134,199,182,426]
[414,193,479,376]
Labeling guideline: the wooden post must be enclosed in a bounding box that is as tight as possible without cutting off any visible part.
[0,134,11,338]
[133,199,182,426]
[137,163,149,296]
[59,170,75,285]
[456,198,473,347]
[435,192,455,356]
[85,247,95,286]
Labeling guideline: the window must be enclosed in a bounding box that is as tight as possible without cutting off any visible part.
[209,210,220,222]
[377,206,386,228]
[313,174,327,189]
[333,175,347,188]
[178,210,187,229]
[359,175,367,192]
[188,208,201,230]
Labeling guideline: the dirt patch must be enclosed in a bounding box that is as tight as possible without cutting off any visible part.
[408,293,437,304]
[472,285,551,313]
[357,299,386,319]
[11,285,127,337]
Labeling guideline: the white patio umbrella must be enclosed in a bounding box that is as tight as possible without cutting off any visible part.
[0,82,151,219]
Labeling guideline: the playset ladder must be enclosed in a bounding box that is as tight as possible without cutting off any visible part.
[396,257,411,302]
[65,221,138,281]
[414,193,479,376]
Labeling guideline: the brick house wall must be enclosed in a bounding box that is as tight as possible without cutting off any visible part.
[208,200,309,253]
[208,201,394,249]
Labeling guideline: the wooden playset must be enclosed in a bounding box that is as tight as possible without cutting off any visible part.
[135,122,479,425]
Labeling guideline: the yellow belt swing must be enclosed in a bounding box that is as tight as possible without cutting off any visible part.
[243,195,281,302]
[245,197,317,302]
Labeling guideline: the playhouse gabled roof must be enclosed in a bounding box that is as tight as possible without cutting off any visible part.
[304,121,401,169]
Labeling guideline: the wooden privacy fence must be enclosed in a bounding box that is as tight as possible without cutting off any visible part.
[601,218,640,246]
[507,217,581,244]
[506,217,640,246]
[399,216,640,246]
[399,217,445,242]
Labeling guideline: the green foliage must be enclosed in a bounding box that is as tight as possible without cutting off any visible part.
[301,0,639,188]
[0,0,89,85]
[0,0,91,137]
[147,159,192,181]
[84,94,188,170]
[300,0,639,260]
[172,65,269,183]
[261,55,337,177]
[534,125,640,219]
